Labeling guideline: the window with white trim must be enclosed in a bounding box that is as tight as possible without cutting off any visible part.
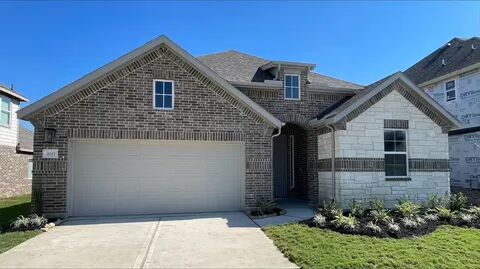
[384,129,408,177]
[284,74,300,100]
[288,135,295,189]
[0,96,11,127]
[445,79,456,102]
[154,80,174,109]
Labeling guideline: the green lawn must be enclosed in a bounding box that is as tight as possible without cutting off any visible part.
[265,224,480,269]
[0,195,40,254]
[0,195,32,231]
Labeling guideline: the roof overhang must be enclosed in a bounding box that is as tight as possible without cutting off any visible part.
[309,84,361,95]
[230,80,283,89]
[260,61,316,71]
[0,86,28,102]
[17,35,283,129]
[310,72,462,129]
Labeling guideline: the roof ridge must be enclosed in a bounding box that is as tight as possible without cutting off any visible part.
[197,49,269,62]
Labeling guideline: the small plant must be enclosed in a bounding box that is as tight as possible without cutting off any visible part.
[449,193,469,211]
[386,219,401,234]
[332,214,358,232]
[321,200,343,221]
[427,193,448,209]
[468,206,480,219]
[396,199,421,218]
[10,214,48,231]
[401,217,421,229]
[436,207,455,221]
[455,212,475,225]
[424,213,439,222]
[256,198,278,215]
[365,221,382,234]
[369,198,386,212]
[370,209,391,225]
[312,213,327,227]
[349,200,365,218]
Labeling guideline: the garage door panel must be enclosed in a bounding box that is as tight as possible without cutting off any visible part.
[71,140,243,216]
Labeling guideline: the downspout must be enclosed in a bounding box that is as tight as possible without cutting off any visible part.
[271,124,284,200]
[326,124,336,201]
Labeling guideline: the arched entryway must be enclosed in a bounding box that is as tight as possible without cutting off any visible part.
[273,123,308,200]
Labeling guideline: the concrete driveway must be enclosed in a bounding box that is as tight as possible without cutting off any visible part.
[0,212,296,268]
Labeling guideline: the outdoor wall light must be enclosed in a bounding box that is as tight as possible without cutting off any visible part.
[44,128,56,143]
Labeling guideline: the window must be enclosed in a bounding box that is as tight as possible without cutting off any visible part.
[27,160,33,180]
[288,135,295,189]
[384,129,408,177]
[284,74,300,100]
[153,80,174,109]
[0,96,11,127]
[445,80,456,101]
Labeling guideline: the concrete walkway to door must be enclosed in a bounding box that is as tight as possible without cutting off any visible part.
[0,212,297,268]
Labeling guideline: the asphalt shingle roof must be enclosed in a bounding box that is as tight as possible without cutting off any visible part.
[197,50,362,89]
[316,73,395,120]
[404,37,480,85]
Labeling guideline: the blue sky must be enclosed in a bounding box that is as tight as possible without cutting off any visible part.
[1,1,479,129]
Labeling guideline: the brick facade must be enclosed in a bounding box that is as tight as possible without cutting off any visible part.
[238,69,348,205]
[31,47,275,217]
[0,145,32,198]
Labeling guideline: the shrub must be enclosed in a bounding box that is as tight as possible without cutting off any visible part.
[332,214,357,232]
[313,213,327,227]
[256,198,277,215]
[321,200,343,221]
[396,199,421,218]
[369,198,385,212]
[449,193,469,211]
[455,212,475,225]
[10,214,48,231]
[401,217,422,229]
[424,213,439,222]
[436,207,455,221]
[468,206,480,219]
[349,200,365,218]
[365,221,382,234]
[386,219,401,234]
[370,209,391,225]
[427,193,448,209]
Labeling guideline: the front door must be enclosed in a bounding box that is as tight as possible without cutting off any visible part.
[273,136,288,199]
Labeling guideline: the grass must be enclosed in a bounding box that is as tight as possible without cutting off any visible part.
[0,195,32,231]
[265,224,480,269]
[0,231,41,254]
[0,195,40,254]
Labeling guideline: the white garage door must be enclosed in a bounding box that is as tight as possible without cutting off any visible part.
[69,140,244,217]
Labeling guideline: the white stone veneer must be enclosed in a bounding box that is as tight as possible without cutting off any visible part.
[318,90,450,208]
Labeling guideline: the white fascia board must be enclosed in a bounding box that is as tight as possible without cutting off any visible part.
[230,81,283,89]
[308,84,359,94]
[0,86,29,102]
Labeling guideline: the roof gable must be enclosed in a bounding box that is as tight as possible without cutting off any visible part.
[18,36,282,128]
[0,84,28,102]
[311,72,462,132]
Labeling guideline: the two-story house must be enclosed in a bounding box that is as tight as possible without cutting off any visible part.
[0,84,33,198]
[17,36,460,217]
[405,37,480,189]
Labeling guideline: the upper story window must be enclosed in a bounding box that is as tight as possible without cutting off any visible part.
[154,80,174,110]
[0,96,11,127]
[284,74,300,100]
[384,129,408,178]
[445,79,456,102]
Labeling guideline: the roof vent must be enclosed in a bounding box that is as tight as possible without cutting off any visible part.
[472,44,476,50]
[447,43,452,47]
[442,59,446,66]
